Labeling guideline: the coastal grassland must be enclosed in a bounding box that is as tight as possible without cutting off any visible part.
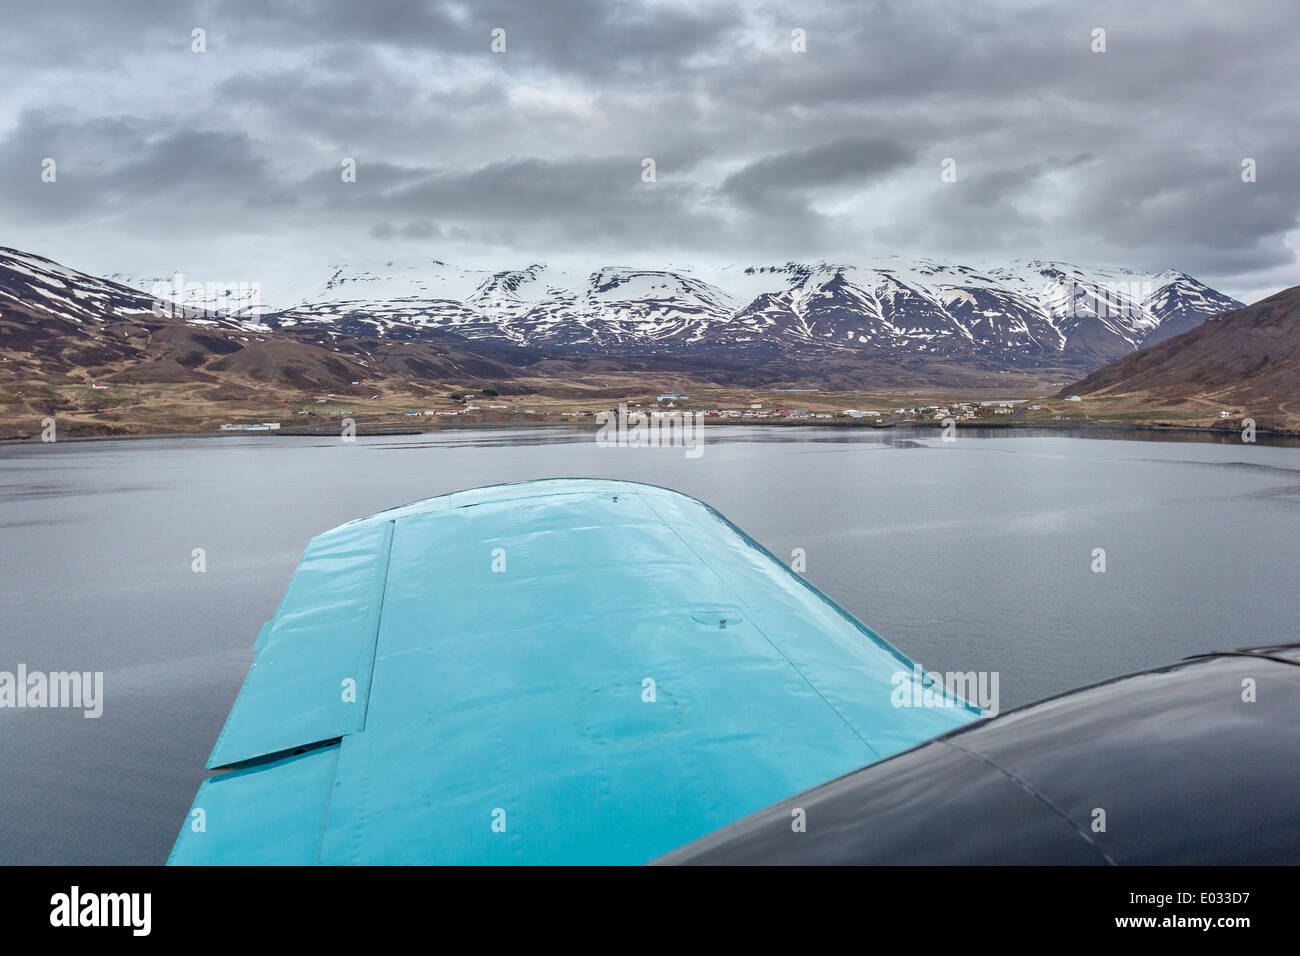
[3,365,1293,439]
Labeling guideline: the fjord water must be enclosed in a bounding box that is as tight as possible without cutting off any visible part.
[2,426,1298,864]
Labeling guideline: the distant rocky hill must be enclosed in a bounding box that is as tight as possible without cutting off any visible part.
[1063,285,1299,430]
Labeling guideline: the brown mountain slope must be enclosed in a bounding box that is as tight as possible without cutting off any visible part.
[1062,285,1300,430]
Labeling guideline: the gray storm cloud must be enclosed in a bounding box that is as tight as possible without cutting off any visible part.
[0,0,1296,302]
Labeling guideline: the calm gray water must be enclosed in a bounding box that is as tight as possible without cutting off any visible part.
[2,426,1298,864]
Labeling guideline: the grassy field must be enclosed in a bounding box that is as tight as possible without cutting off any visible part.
[2,372,1294,439]
[1015,393,1296,432]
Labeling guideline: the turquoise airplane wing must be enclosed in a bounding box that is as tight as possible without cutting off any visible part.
[169,479,979,865]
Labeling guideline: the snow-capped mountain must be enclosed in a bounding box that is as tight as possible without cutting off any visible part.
[2,247,166,325]
[16,248,1244,371]
[0,246,538,396]
[172,255,1237,366]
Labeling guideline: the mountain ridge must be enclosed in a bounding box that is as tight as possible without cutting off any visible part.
[99,253,1242,368]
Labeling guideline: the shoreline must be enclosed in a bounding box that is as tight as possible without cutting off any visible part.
[3,416,1298,446]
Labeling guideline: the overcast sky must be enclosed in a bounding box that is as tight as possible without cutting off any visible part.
[1,0,1297,302]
